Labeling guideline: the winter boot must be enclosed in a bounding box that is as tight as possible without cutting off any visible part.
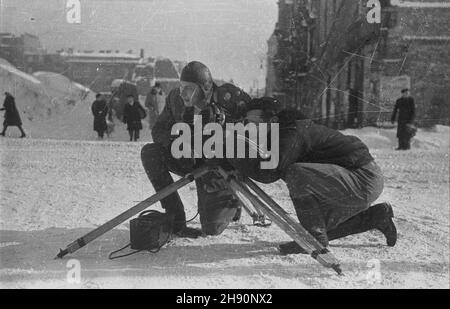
[162,211,201,239]
[162,194,203,239]
[279,198,328,255]
[327,202,397,247]
[174,226,203,238]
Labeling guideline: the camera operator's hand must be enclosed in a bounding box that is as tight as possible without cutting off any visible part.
[197,103,226,127]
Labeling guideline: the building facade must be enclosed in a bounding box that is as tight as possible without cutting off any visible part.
[61,51,141,93]
[266,0,450,128]
[376,0,450,126]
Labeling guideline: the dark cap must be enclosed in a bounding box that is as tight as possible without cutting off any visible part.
[180,61,213,92]
[401,88,409,93]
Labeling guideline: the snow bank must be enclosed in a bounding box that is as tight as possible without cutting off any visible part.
[0,64,41,85]
[32,71,96,111]
[0,64,97,126]
[0,64,49,120]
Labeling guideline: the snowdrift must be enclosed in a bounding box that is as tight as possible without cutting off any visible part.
[0,58,14,67]
[0,63,48,121]
[0,61,96,123]
[33,71,94,104]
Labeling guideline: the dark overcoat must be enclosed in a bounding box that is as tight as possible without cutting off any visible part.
[1,94,22,126]
[123,102,146,131]
[91,100,108,132]
[392,97,416,139]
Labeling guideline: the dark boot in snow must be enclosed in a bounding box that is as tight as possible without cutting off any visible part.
[279,199,328,255]
[166,209,202,239]
[175,226,203,239]
[327,202,397,247]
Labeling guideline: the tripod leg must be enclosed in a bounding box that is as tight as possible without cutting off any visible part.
[55,166,211,259]
[233,189,271,227]
[242,177,342,274]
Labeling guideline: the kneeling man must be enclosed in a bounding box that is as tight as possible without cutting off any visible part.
[230,98,397,254]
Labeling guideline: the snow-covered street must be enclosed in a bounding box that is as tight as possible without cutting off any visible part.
[0,126,449,289]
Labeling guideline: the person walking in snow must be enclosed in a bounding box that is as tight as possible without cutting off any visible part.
[91,93,109,139]
[123,95,146,142]
[391,89,416,150]
[229,97,397,255]
[0,92,26,138]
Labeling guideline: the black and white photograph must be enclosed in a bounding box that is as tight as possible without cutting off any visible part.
[0,0,449,290]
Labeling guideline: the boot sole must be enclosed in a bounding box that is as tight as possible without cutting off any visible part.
[382,202,397,247]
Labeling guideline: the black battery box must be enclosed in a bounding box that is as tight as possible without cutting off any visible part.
[130,210,173,251]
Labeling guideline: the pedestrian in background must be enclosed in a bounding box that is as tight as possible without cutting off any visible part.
[123,95,146,142]
[391,89,416,150]
[0,92,26,138]
[91,93,109,139]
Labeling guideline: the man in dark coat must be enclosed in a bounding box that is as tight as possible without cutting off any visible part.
[145,82,164,130]
[391,89,416,150]
[141,61,251,238]
[0,92,26,138]
[91,94,109,139]
[123,95,146,142]
[229,98,397,255]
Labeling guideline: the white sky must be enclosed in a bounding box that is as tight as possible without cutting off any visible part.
[1,0,278,90]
